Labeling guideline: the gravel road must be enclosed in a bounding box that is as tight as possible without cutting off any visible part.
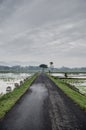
[0,73,86,130]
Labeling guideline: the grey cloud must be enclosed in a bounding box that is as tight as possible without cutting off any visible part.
[0,0,86,67]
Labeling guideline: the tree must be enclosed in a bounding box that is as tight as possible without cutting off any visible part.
[39,64,48,72]
[50,62,54,72]
[50,62,53,66]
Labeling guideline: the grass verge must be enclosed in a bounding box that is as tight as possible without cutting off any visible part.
[49,76,86,111]
[0,74,37,119]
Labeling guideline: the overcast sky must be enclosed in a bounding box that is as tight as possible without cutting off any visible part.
[0,0,86,67]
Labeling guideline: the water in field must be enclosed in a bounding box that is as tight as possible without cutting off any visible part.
[51,73,86,95]
[51,73,64,78]
[0,73,33,95]
[68,73,86,79]
[63,79,86,95]
[51,73,86,79]
[69,80,86,95]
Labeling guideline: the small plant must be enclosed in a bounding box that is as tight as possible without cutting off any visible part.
[6,86,12,92]
[64,73,68,78]
[14,83,20,88]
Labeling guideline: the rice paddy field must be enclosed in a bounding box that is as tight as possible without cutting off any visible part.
[51,73,86,96]
[0,73,33,95]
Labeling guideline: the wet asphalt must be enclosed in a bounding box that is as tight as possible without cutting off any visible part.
[0,73,86,130]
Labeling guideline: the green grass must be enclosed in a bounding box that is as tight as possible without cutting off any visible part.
[0,74,37,119]
[62,78,86,83]
[49,76,86,111]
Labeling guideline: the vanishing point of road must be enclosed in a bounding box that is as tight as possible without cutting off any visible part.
[0,73,86,130]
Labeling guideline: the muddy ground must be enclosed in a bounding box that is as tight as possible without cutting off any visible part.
[0,73,86,130]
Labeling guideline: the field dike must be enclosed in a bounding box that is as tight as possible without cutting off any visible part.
[49,75,86,111]
[0,74,37,119]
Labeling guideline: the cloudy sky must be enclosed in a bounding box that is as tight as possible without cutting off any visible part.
[0,0,86,67]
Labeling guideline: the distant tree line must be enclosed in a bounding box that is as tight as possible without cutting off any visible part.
[0,65,86,73]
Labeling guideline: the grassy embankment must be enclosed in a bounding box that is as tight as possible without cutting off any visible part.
[0,74,37,119]
[49,75,86,111]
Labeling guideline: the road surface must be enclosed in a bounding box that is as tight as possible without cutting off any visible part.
[0,73,86,130]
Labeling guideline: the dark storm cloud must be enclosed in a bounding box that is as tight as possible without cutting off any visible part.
[0,0,86,67]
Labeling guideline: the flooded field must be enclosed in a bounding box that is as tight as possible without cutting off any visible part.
[51,73,86,79]
[51,73,86,95]
[68,73,86,79]
[51,73,64,78]
[0,73,33,95]
[63,79,86,95]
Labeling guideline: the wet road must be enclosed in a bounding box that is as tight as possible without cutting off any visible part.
[0,73,86,130]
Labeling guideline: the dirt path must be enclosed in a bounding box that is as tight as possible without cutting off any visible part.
[0,73,86,130]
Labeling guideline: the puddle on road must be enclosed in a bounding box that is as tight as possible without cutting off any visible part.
[30,83,48,100]
[19,84,48,130]
[18,83,48,130]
